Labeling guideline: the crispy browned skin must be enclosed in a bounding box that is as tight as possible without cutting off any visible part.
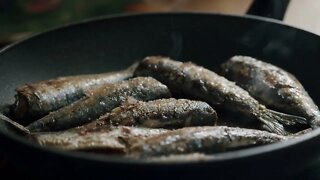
[221,56,318,127]
[134,56,306,135]
[13,63,138,123]
[129,126,285,157]
[107,98,217,128]
[29,125,168,153]
[26,77,171,132]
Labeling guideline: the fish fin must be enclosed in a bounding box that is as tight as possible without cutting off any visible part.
[0,114,30,134]
[266,109,307,125]
[259,117,289,135]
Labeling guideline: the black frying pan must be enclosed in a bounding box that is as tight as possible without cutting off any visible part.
[1,1,320,179]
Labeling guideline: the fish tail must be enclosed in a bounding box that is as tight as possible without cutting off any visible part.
[259,109,307,135]
[259,116,288,135]
[0,114,30,134]
[266,109,307,125]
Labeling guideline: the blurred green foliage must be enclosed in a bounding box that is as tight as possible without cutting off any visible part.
[0,0,137,37]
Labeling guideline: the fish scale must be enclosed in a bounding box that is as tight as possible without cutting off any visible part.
[134,56,306,135]
[26,77,171,132]
[129,126,285,157]
[105,98,217,129]
[221,56,316,127]
[13,62,139,123]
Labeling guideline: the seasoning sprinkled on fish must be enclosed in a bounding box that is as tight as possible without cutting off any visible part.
[129,126,285,157]
[29,126,168,152]
[134,56,306,135]
[107,98,217,128]
[26,77,171,132]
[221,56,316,127]
[13,62,138,123]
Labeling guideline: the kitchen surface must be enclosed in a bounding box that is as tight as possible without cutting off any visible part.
[1,0,320,179]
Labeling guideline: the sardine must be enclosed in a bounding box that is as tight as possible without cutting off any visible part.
[107,98,217,128]
[26,77,171,132]
[13,62,138,123]
[129,126,285,157]
[134,56,305,135]
[29,125,168,153]
[221,56,317,127]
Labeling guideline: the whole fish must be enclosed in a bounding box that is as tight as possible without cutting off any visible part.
[26,77,171,132]
[134,56,305,135]
[13,62,138,123]
[107,98,217,128]
[221,56,317,127]
[129,126,285,157]
[29,125,168,153]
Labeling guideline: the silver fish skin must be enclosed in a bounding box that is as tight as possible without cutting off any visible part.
[13,62,138,123]
[134,56,305,135]
[29,125,168,152]
[221,56,317,127]
[26,77,171,132]
[129,126,285,157]
[108,98,217,128]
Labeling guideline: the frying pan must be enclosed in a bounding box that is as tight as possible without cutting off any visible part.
[1,1,320,179]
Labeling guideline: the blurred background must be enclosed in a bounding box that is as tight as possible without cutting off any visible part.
[0,0,319,47]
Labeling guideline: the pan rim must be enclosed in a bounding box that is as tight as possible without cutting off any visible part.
[2,11,320,53]
[1,12,320,165]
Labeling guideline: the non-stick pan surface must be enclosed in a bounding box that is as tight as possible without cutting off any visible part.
[1,13,320,179]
